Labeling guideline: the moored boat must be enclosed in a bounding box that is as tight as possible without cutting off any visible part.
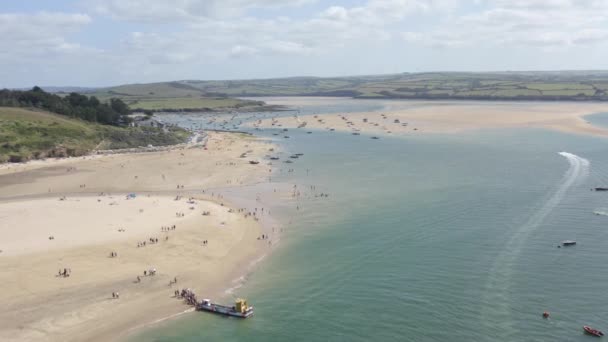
[562,240,576,246]
[584,326,604,337]
[196,298,254,318]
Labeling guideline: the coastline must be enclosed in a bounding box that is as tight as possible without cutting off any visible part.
[0,131,283,342]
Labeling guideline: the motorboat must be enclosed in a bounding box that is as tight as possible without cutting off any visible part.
[584,326,604,337]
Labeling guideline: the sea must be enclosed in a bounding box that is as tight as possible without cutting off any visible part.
[133,99,608,341]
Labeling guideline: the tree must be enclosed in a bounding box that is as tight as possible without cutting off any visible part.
[110,98,129,115]
[0,88,130,127]
[88,96,101,107]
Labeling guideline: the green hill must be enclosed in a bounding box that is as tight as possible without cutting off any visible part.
[0,107,189,163]
[90,81,265,112]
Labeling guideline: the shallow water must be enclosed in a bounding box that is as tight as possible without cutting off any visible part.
[137,101,608,341]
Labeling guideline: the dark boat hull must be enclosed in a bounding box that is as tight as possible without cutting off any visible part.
[584,326,604,337]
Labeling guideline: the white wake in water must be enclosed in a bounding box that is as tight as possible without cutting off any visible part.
[593,210,608,217]
[481,152,589,337]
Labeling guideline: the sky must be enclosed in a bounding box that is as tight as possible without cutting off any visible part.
[2,0,608,87]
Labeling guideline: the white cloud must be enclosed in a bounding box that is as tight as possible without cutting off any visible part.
[0,12,94,62]
[402,0,608,48]
[230,45,258,58]
[0,12,90,46]
[89,0,316,22]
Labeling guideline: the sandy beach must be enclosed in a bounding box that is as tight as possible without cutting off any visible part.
[0,132,279,342]
[252,98,608,137]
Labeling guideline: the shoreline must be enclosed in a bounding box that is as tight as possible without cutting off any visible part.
[0,131,285,342]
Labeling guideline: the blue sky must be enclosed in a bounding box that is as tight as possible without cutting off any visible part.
[1,0,608,87]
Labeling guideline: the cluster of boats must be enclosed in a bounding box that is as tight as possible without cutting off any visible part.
[266,153,304,164]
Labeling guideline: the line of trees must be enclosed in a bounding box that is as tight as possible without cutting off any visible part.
[0,86,130,126]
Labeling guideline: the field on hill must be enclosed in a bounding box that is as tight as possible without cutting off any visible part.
[0,108,189,163]
[126,97,262,111]
[94,71,608,102]
[89,82,266,111]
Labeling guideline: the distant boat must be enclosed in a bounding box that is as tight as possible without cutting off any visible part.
[352,132,360,135]
[562,240,576,246]
[584,326,604,337]
[285,160,293,164]
[270,157,280,160]
[249,160,260,165]
[595,188,608,191]
[371,136,380,139]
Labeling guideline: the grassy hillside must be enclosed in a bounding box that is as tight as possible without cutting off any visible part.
[98,71,608,102]
[90,81,265,111]
[0,107,189,163]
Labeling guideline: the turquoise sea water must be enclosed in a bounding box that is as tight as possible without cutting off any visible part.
[138,102,608,341]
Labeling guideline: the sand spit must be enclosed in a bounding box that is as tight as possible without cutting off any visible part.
[253,99,608,137]
[0,132,280,342]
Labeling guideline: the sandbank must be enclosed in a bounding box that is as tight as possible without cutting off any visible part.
[0,132,280,342]
[253,98,608,137]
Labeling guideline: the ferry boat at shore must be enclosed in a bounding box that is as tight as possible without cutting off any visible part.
[196,298,254,318]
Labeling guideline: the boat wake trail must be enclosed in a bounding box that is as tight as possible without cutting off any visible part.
[593,210,608,217]
[481,152,589,338]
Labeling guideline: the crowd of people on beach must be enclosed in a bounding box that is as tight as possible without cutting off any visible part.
[177,288,198,306]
